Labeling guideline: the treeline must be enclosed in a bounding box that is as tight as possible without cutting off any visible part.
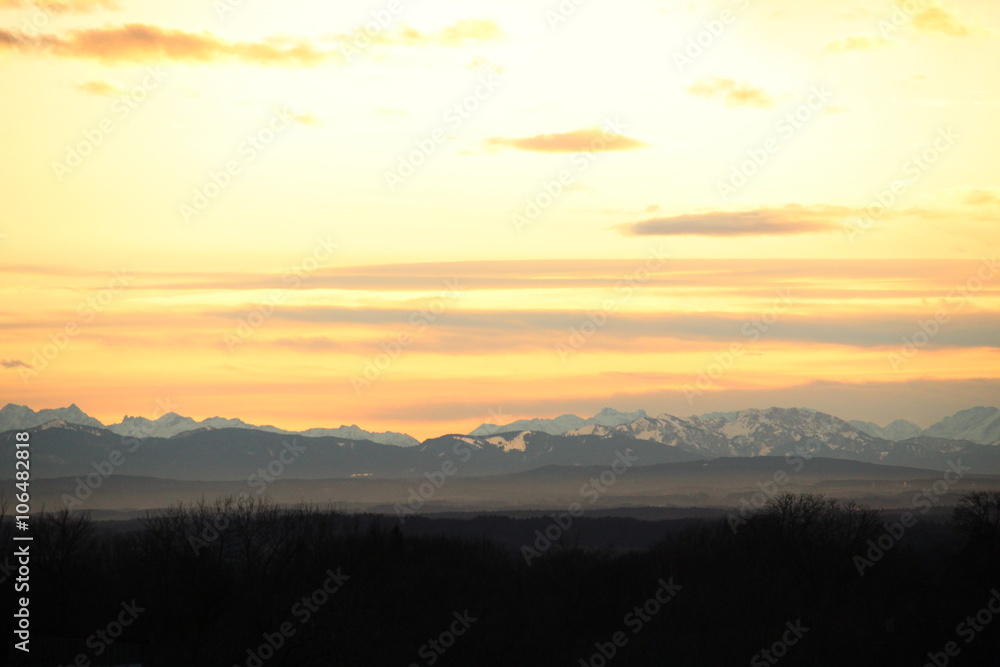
[2,491,999,666]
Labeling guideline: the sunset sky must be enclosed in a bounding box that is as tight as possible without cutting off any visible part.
[1,0,998,439]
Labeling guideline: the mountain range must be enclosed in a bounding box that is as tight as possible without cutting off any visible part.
[469,407,649,436]
[2,405,999,482]
[0,403,419,447]
[478,405,1000,446]
[4,403,998,447]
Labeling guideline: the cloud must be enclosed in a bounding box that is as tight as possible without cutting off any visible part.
[1,359,30,369]
[964,189,1000,206]
[0,0,119,12]
[825,4,976,53]
[254,332,545,356]
[246,306,1000,350]
[5,257,990,294]
[76,80,120,96]
[4,19,503,65]
[0,30,20,51]
[910,4,973,37]
[686,76,776,108]
[1,23,337,66]
[269,337,345,352]
[619,205,850,237]
[434,19,502,45]
[290,112,321,126]
[468,55,503,74]
[823,35,890,53]
[484,127,648,153]
[326,19,502,48]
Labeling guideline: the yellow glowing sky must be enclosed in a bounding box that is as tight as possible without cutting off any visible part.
[1,0,998,439]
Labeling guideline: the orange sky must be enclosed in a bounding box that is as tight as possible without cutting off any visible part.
[1,0,998,439]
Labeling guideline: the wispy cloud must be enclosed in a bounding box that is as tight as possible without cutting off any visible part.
[484,127,647,153]
[825,1,979,54]
[1,23,337,66]
[0,0,119,12]
[290,112,321,126]
[910,3,975,37]
[964,189,1000,206]
[620,205,849,237]
[76,80,120,96]
[3,18,504,66]
[237,307,1000,351]
[686,76,776,108]
[1,359,31,369]
[326,19,502,47]
[3,258,991,292]
[824,35,890,53]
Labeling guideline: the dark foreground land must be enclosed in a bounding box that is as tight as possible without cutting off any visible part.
[3,492,999,667]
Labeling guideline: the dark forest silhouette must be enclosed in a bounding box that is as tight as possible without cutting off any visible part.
[2,491,999,666]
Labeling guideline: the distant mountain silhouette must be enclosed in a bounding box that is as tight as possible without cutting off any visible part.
[4,416,1000,485]
[7,403,1000,450]
[0,403,419,447]
[848,418,922,441]
[921,406,1000,444]
[470,406,648,436]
